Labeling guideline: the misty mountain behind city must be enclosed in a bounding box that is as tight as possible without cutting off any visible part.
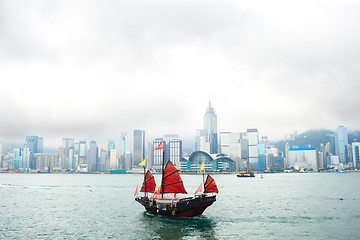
[275,129,360,153]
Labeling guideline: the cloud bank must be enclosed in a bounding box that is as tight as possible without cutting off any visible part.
[1,0,359,149]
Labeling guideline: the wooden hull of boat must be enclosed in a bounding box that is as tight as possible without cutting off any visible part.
[135,195,216,217]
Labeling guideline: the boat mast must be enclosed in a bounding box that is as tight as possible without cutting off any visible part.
[143,165,146,198]
[203,169,205,190]
[161,150,165,198]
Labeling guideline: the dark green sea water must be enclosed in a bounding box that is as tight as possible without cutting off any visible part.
[1,173,359,239]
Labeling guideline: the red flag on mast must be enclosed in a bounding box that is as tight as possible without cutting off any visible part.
[194,182,203,194]
[154,140,163,151]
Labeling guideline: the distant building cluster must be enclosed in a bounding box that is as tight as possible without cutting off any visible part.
[0,105,359,173]
[284,126,359,171]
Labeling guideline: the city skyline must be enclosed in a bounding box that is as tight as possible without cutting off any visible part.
[1,104,359,172]
[1,1,360,149]
[1,124,359,153]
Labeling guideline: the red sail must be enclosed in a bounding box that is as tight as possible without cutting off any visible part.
[161,160,187,194]
[140,170,157,192]
[204,175,219,193]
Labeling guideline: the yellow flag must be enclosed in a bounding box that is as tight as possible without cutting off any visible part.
[200,161,204,172]
[139,158,147,166]
[152,185,158,198]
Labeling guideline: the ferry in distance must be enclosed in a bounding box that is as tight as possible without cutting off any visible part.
[237,163,255,178]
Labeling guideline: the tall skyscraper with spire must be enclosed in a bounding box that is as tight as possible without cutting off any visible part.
[204,102,218,154]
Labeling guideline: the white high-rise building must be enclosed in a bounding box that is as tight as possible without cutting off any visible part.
[195,129,205,151]
[169,139,182,168]
[153,138,163,168]
[204,102,218,154]
[219,132,242,161]
[22,144,31,170]
[247,129,259,167]
[109,149,117,169]
[288,148,318,170]
[62,138,74,155]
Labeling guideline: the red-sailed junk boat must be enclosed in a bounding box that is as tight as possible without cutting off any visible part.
[135,152,218,217]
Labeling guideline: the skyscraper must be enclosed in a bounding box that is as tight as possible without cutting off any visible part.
[89,141,99,172]
[100,149,107,171]
[288,148,318,170]
[119,133,127,169]
[169,139,182,168]
[58,147,66,169]
[79,141,87,164]
[38,138,43,153]
[22,143,31,170]
[195,129,211,153]
[13,148,21,169]
[247,129,259,169]
[26,136,42,169]
[219,132,243,159]
[108,140,115,157]
[62,138,74,155]
[352,142,360,168]
[68,147,74,170]
[257,144,266,170]
[26,136,40,154]
[153,138,163,168]
[120,133,127,158]
[133,130,145,167]
[335,126,349,163]
[109,149,117,169]
[204,102,218,154]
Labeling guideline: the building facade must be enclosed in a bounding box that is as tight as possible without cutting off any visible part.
[352,142,360,168]
[247,129,259,169]
[169,139,182,168]
[335,126,349,163]
[108,140,115,157]
[34,153,56,170]
[153,138,164,169]
[288,148,318,170]
[100,149,107,171]
[133,130,145,167]
[79,141,87,165]
[89,141,98,172]
[109,149,117,169]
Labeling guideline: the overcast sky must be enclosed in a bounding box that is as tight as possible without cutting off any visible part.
[1,0,359,150]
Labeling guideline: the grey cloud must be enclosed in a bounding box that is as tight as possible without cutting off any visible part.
[1,0,360,149]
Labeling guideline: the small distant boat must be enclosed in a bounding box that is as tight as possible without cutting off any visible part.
[237,163,255,178]
[135,144,218,217]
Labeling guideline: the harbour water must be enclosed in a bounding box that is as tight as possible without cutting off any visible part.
[1,173,360,239]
